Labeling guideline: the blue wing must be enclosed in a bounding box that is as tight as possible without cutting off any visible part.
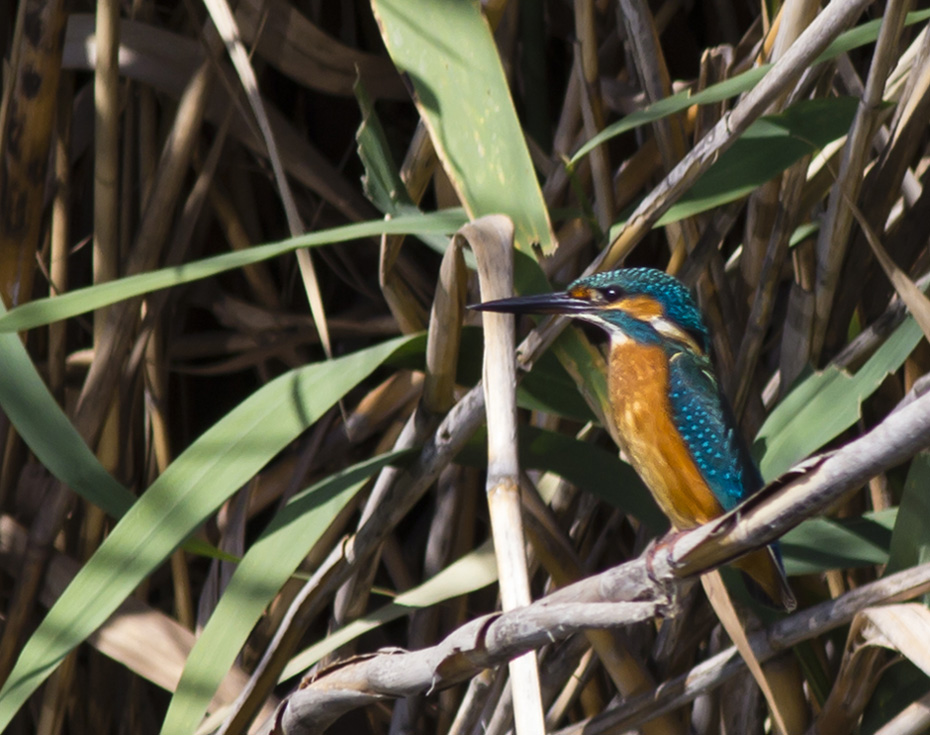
[667,347,794,609]
[666,348,761,510]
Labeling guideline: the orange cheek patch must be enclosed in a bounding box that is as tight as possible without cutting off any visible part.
[569,285,593,300]
[608,295,664,320]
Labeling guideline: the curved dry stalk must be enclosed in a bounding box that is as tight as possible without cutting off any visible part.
[93,0,120,317]
[233,0,405,99]
[573,0,612,232]
[815,604,930,732]
[261,388,930,734]
[837,30,930,333]
[74,61,213,444]
[200,0,335,366]
[89,0,130,650]
[739,0,818,293]
[732,158,807,416]
[48,75,72,398]
[377,123,438,333]
[424,239,467,414]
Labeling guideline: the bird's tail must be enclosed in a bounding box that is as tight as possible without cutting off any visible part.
[732,544,797,612]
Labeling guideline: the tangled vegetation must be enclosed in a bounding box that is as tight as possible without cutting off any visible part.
[1,0,930,733]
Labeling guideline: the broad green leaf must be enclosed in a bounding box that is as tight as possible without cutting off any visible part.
[604,97,858,236]
[754,315,923,480]
[0,334,418,729]
[443,327,595,423]
[827,10,930,59]
[0,301,232,561]
[518,349,597,423]
[519,427,665,532]
[572,9,930,163]
[572,67,768,164]
[656,97,859,224]
[162,451,408,734]
[354,79,475,265]
[280,541,499,681]
[355,79,415,216]
[372,0,554,254]
[886,455,930,578]
[0,210,467,334]
[780,509,896,575]
[0,300,133,518]
[458,426,665,532]
[518,0,551,150]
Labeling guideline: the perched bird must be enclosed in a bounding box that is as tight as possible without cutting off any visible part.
[473,267,795,611]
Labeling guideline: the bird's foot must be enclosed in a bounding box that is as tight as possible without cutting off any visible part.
[644,535,684,617]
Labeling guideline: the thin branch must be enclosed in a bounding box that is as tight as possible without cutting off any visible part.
[554,561,930,735]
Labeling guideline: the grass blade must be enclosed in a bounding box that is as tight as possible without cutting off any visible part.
[161,451,409,734]
[0,211,467,334]
[0,334,417,729]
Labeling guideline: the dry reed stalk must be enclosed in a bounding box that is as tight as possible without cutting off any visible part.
[469,215,545,735]
[811,0,913,363]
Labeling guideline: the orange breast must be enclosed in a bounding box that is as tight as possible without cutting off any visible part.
[609,340,724,529]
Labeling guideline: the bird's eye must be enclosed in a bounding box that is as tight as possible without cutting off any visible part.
[600,286,624,301]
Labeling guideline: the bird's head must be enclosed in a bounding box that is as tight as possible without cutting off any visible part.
[472,268,709,355]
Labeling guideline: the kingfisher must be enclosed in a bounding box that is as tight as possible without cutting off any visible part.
[473,267,796,611]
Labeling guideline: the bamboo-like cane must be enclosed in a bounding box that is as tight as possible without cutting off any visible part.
[466,215,546,735]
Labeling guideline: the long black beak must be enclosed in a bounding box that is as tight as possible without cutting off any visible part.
[468,291,591,315]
